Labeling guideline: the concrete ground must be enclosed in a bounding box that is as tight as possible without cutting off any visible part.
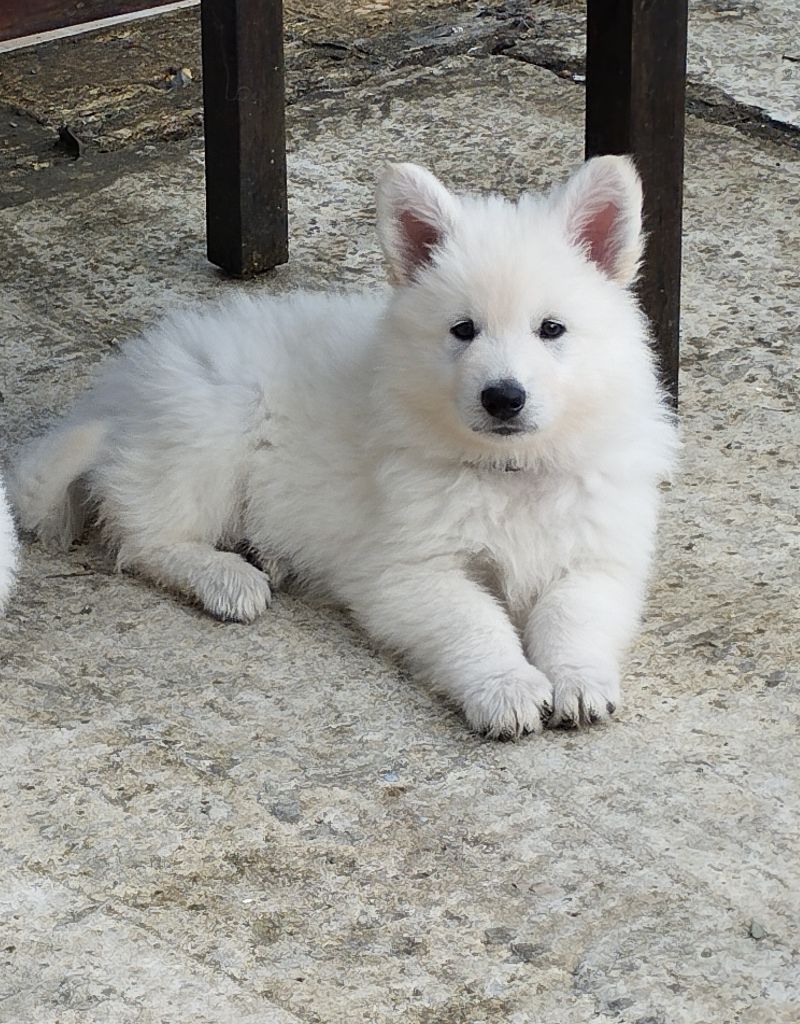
[1,3,798,1023]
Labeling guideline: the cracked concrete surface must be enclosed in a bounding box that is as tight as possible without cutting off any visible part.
[1,3,799,1023]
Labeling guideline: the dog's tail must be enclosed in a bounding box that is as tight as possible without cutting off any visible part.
[9,417,108,549]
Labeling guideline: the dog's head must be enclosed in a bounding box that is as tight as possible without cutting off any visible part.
[376,157,655,465]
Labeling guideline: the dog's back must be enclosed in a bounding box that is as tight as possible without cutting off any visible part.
[10,288,385,617]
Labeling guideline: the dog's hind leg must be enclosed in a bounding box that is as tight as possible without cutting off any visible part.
[123,541,272,622]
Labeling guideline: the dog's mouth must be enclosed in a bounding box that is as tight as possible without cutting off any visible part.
[468,418,537,439]
[490,426,524,436]
[471,424,532,438]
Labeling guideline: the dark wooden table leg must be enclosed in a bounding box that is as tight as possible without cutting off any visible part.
[201,0,288,276]
[585,0,688,405]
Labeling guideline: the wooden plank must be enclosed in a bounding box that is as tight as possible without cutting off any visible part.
[201,0,288,277]
[585,0,688,405]
[0,1,176,42]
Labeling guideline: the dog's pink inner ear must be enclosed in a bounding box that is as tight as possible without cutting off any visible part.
[578,200,621,275]
[399,210,441,272]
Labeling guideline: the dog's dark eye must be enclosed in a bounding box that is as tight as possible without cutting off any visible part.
[450,319,478,342]
[538,319,566,341]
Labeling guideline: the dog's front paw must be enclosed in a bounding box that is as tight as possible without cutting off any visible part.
[548,668,620,728]
[200,562,273,623]
[463,667,553,740]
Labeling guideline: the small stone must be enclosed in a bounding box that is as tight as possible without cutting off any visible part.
[748,920,767,940]
[510,941,543,963]
[270,799,300,823]
[163,66,194,90]
[606,997,635,1013]
[55,124,86,159]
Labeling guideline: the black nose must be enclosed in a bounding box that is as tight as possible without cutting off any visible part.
[480,380,526,421]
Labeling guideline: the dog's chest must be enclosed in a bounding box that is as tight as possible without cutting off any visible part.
[448,469,584,590]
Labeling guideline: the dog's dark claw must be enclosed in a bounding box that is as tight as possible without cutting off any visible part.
[588,709,600,724]
[540,701,553,721]
[606,701,616,716]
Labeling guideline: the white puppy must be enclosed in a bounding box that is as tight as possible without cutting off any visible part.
[11,157,675,737]
[0,475,18,612]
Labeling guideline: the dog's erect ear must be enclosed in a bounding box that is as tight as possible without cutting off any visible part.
[557,155,644,287]
[376,163,459,285]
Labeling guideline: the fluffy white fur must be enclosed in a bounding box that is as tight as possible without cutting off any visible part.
[0,474,18,612]
[11,156,675,737]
